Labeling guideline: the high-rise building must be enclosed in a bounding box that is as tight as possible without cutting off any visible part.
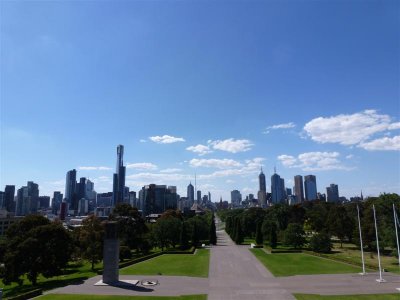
[76,177,86,201]
[294,175,304,203]
[326,184,339,202]
[140,184,178,215]
[52,191,63,214]
[271,172,285,203]
[38,196,50,209]
[97,192,113,207]
[65,169,77,210]
[197,190,202,203]
[16,181,39,216]
[304,175,317,201]
[4,185,15,212]
[112,145,126,206]
[187,182,194,204]
[258,168,267,207]
[129,191,137,207]
[231,190,242,207]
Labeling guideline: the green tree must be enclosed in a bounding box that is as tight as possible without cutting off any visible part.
[270,223,277,248]
[79,215,104,270]
[327,205,353,247]
[255,221,263,245]
[153,217,182,250]
[209,214,217,245]
[3,216,73,286]
[309,231,332,253]
[234,218,244,244]
[283,223,305,249]
[180,221,189,249]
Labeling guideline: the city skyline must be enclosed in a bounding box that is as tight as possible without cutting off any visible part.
[1,1,399,200]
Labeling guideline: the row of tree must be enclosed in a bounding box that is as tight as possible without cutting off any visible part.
[0,204,218,286]
[220,193,400,252]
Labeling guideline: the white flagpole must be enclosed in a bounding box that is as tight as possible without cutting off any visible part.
[393,203,400,268]
[373,204,385,283]
[357,204,366,275]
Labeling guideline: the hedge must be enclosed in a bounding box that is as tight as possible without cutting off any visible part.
[6,288,42,300]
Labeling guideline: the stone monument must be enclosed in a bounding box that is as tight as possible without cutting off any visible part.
[103,221,119,284]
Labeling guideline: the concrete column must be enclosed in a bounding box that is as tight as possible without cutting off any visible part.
[103,221,119,284]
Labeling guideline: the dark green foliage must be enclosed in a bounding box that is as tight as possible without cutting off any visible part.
[309,231,332,253]
[119,246,132,261]
[255,222,263,245]
[180,221,189,249]
[153,216,182,250]
[234,218,244,244]
[191,221,199,247]
[241,208,266,237]
[3,215,73,286]
[270,223,278,248]
[283,223,305,249]
[78,215,104,270]
[209,214,217,245]
[327,205,353,247]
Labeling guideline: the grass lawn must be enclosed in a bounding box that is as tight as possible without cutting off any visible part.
[295,294,400,300]
[39,294,207,300]
[250,249,361,276]
[327,242,400,274]
[0,260,103,299]
[120,249,210,277]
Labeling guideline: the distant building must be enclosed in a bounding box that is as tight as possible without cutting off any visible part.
[16,181,39,216]
[0,210,21,236]
[258,168,267,207]
[140,184,178,216]
[52,191,63,215]
[129,191,137,207]
[112,145,126,206]
[97,192,113,207]
[294,175,304,203]
[4,185,15,212]
[78,198,88,215]
[197,190,201,203]
[65,169,77,211]
[271,171,285,204]
[230,190,242,207]
[38,196,50,209]
[304,175,317,201]
[187,182,194,205]
[326,184,339,202]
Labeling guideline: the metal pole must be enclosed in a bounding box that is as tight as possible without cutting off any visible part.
[373,204,385,282]
[357,204,366,275]
[393,204,400,267]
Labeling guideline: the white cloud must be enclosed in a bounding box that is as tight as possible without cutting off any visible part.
[139,139,147,143]
[345,154,354,159]
[359,136,400,151]
[149,135,185,144]
[160,168,183,173]
[208,138,253,153]
[263,122,296,134]
[226,179,235,184]
[126,162,158,170]
[304,109,399,146]
[126,172,191,182]
[189,158,242,169]
[78,166,112,171]
[186,144,213,156]
[278,152,351,171]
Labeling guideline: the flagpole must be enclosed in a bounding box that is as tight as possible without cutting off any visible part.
[373,204,385,283]
[357,204,366,275]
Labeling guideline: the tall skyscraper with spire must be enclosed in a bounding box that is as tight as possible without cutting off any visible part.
[112,144,126,206]
[258,167,267,207]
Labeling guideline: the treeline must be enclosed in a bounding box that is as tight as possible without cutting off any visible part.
[220,193,400,253]
[0,203,217,286]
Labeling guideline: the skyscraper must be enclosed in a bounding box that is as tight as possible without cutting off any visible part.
[304,175,317,201]
[258,168,267,207]
[187,182,194,204]
[326,184,339,202]
[197,190,202,203]
[65,169,77,210]
[4,185,15,212]
[112,145,126,206]
[294,175,304,203]
[16,181,39,216]
[140,184,178,215]
[271,171,285,204]
[231,190,242,207]
[52,191,63,214]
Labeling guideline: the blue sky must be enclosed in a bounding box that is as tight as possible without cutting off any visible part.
[1,1,399,200]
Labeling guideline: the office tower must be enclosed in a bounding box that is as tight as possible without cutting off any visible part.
[231,190,242,207]
[208,192,211,203]
[197,190,201,203]
[124,186,130,203]
[294,175,304,203]
[78,198,88,215]
[140,184,178,215]
[59,201,68,221]
[76,177,86,201]
[65,169,77,210]
[202,194,208,205]
[258,168,267,207]
[326,184,339,202]
[4,185,15,212]
[38,196,50,209]
[304,175,317,201]
[112,145,126,206]
[97,192,113,207]
[52,191,63,214]
[286,188,292,196]
[271,172,284,204]
[0,192,4,209]
[16,181,39,215]
[187,182,194,204]
[129,191,137,207]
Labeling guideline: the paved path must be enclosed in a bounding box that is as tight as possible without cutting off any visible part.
[208,230,295,300]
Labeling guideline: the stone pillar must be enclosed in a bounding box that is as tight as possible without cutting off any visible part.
[103,221,119,284]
